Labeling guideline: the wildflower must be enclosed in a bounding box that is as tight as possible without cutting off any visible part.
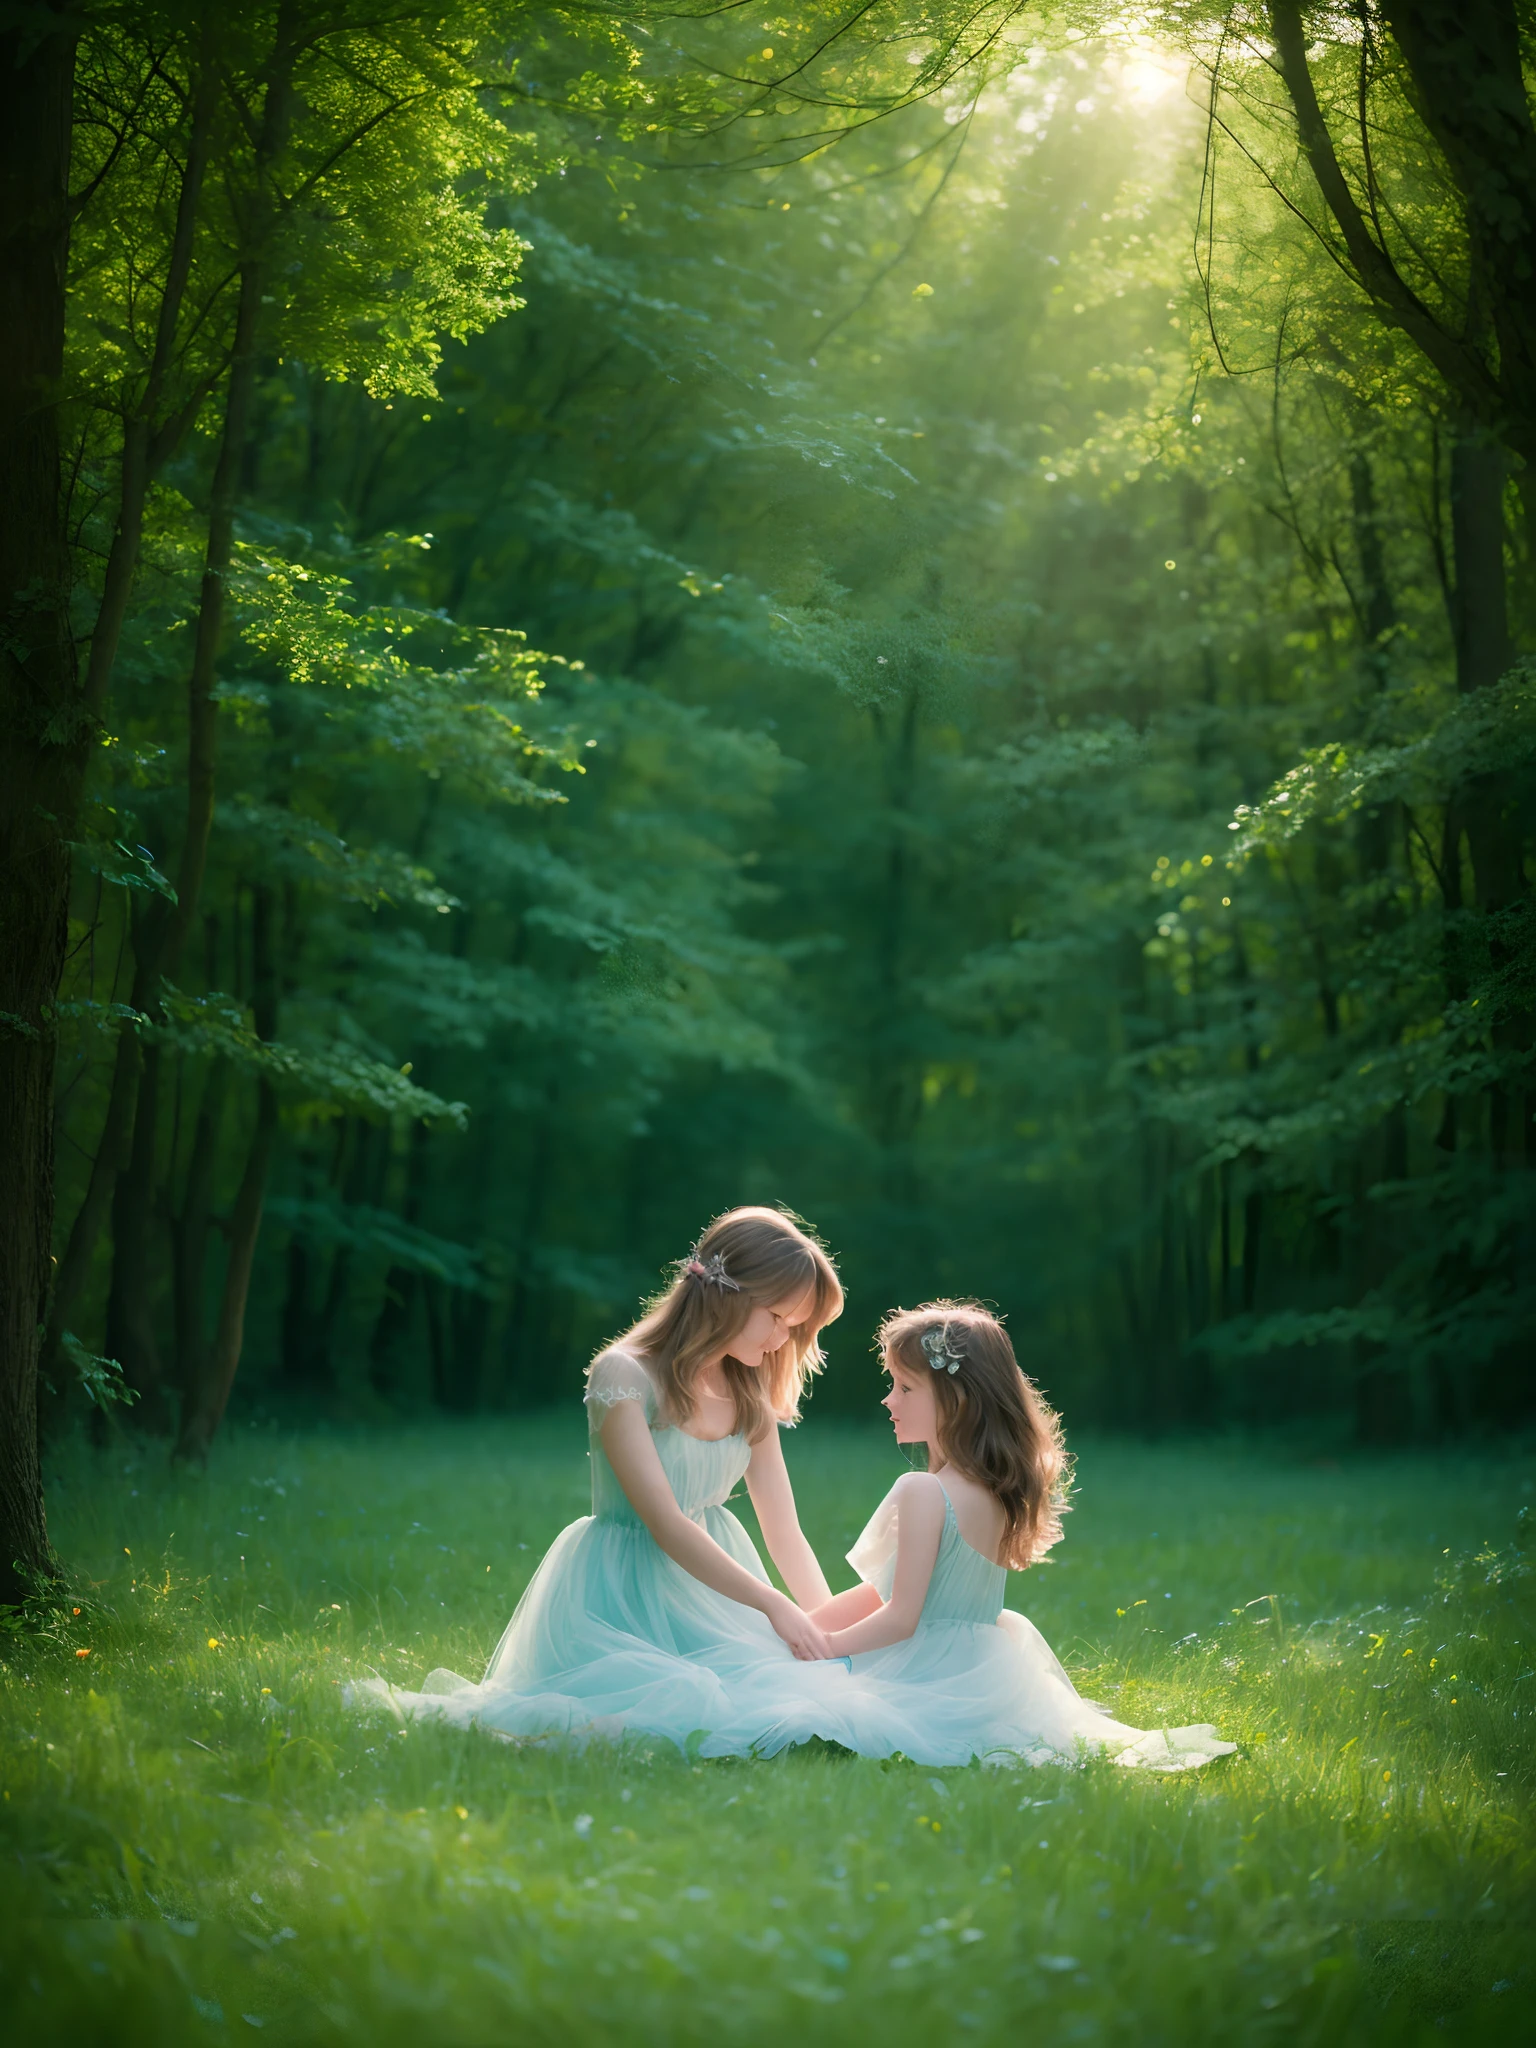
[75,1648,91,1659]
[72,1607,80,1617]
[574,1814,594,1838]
[208,1637,220,1649]
[454,1806,468,1820]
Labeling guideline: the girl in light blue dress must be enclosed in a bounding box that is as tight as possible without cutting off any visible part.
[805,1303,1237,1771]
[358,1206,862,1754]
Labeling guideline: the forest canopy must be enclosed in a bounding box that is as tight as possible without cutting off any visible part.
[2,0,1533,1584]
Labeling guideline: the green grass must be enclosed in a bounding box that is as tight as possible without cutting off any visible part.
[3,1420,1534,2045]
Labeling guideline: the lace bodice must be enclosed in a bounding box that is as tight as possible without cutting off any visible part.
[584,1351,751,1523]
[847,1479,1006,1628]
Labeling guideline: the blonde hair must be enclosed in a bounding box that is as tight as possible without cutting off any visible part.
[878,1301,1072,1569]
[595,1207,843,1442]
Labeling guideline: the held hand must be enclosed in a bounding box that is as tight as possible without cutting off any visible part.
[768,1594,834,1662]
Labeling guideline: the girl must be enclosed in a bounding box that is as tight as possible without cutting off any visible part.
[359,1207,861,1754]
[809,1303,1237,1770]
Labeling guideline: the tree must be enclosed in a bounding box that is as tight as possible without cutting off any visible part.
[0,3,82,1600]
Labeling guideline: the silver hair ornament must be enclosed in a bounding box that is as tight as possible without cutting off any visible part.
[683,1251,741,1293]
[921,1324,965,1374]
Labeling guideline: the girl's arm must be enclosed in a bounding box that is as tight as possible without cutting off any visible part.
[807,1583,883,1630]
[822,1474,947,1657]
[600,1398,833,1661]
[743,1423,833,1611]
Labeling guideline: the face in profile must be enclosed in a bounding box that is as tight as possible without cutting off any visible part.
[882,1346,938,1445]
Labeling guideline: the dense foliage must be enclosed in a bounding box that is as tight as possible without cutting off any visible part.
[25,0,1536,1462]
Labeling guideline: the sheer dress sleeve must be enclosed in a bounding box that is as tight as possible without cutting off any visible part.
[583,1350,659,1427]
[846,1482,902,1601]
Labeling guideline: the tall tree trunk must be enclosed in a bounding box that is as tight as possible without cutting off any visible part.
[174,1081,276,1462]
[172,1055,228,1401]
[104,1033,168,1414]
[370,1103,432,1398]
[1384,0,1536,465]
[1447,425,1527,1164]
[1350,450,1396,672]
[1433,800,1467,1153]
[43,1016,140,1364]
[174,884,280,1461]
[1449,427,1511,701]
[0,6,80,1602]
[503,1080,559,1406]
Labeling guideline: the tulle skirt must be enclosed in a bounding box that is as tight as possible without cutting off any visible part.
[351,1510,1235,1772]
[354,1506,862,1758]
[840,1609,1237,1771]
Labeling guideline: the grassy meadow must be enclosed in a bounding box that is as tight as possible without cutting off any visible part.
[2,1418,1533,2045]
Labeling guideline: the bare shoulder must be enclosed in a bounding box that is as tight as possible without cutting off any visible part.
[936,1468,1007,1560]
[891,1470,949,1514]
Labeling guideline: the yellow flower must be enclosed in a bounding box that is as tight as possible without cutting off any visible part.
[208,1637,220,1649]
[454,1805,468,1820]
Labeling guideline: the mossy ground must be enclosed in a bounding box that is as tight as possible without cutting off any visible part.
[2,1421,1532,2045]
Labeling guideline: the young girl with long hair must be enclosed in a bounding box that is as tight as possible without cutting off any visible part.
[807,1303,1236,1770]
[358,1207,863,1754]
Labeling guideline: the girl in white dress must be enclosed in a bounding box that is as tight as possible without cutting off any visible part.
[807,1303,1238,1770]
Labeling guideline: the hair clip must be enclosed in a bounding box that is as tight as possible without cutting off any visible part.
[921,1324,965,1374]
[682,1251,741,1293]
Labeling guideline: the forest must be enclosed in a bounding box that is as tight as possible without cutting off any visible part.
[2,0,1534,1555]
[3,7,1535,2043]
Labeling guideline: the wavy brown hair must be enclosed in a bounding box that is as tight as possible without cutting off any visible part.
[595,1207,843,1442]
[878,1301,1072,1568]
